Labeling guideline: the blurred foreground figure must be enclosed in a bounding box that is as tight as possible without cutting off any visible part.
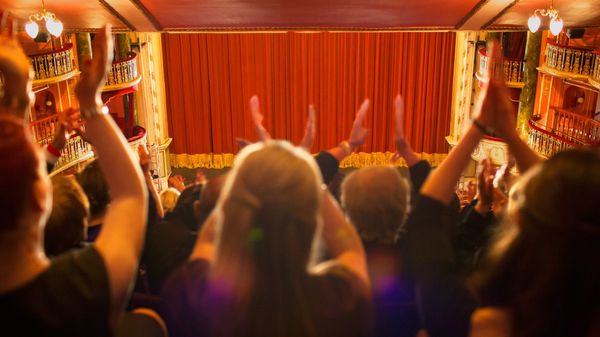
[162,140,372,337]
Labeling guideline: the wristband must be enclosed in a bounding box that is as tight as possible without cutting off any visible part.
[339,140,352,156]
[46,143,62,157]
[472,119,495,137]
[81,105,109,120]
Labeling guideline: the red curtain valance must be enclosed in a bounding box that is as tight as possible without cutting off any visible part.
[162,31,456,157]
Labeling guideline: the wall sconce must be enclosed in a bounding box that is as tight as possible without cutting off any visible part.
[25,0,63,42]
[527,0,563,36]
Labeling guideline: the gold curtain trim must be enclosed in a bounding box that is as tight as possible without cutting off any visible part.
[170,151,447,169]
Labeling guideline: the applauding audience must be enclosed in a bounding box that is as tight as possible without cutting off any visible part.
[1,14,598,337]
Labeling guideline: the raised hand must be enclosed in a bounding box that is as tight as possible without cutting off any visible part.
[298,104,316,151]
[75,25,114,110]
[0,15,34,119]
[249,95,272,141]
[58,108,83,133]
[348,99,370,149]
[138,144,151,173]
[394,95,407,149]
[475,157,494,213]
[474,41,515,139]
[168,174,186,192]
[391,95,421,166]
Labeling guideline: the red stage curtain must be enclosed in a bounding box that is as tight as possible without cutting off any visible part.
[163,31,455,160]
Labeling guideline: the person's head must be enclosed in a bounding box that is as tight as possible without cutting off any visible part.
[0,115,50,243]
[341,166,410,245]
[76,160,109,222]
[171,182,203,231]
[159,187,181,215]
[473,148,600,337]
[44,175,89,256]
[209,140,323,336]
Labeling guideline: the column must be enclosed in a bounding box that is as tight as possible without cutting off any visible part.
[517,31,543,135]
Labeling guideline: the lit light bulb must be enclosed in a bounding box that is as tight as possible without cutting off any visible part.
[25,21,39,38]
[528,15,541,33]
[549,17,564,36]
[46,17,63,37]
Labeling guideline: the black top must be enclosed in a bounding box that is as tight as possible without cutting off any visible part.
[453,199,497,275]
[400,195,477,337]
[140,215,197,295]
[0,245,111,337]
[315,151,340,185]
[161,259,372,337]
[364,243,420,337]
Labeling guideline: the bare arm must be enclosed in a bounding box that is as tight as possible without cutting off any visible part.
[76,26,148,328]
[298,104,316,151]
[393,95,421,167]
[326,99,370,161]
[477,50,541,173]
[500,132,541,173]
[316,192,369,287]
[421,42,504,204]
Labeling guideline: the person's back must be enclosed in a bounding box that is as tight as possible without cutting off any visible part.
[162,140,372,337]
[341,166,418,337]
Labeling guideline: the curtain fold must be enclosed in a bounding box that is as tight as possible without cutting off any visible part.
[163,31,456,165]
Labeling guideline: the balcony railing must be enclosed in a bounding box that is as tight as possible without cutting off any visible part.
[548,107,600,145]
[479,48,524,85]
[29,44,77,84]
[592,50,600,84]
[544,39,596,76]
[528,120,578,158]
[104,52,140,90]
[29,113,94,173]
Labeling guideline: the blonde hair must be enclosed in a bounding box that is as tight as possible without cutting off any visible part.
[159,187,181,215]
[209,140,323,337]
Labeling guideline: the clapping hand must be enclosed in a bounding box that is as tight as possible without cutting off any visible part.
[474,41,515,139]
[348,99,370,149]
[298,104,316,151]
[75,25,114,110]
[249,95,272,141]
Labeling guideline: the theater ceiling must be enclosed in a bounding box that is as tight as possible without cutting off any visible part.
[1,0,600,32]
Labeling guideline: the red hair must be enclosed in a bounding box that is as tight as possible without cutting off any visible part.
[0,114,40,231]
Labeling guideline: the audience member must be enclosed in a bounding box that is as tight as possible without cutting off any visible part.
[160,187,181,216]
[0,25,148,336]
[342,165,417,337]
[76,159,110,241]
[162,140,372,337]
[44,175,90,256]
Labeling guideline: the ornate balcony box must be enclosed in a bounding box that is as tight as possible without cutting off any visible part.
[29,43,79,86]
